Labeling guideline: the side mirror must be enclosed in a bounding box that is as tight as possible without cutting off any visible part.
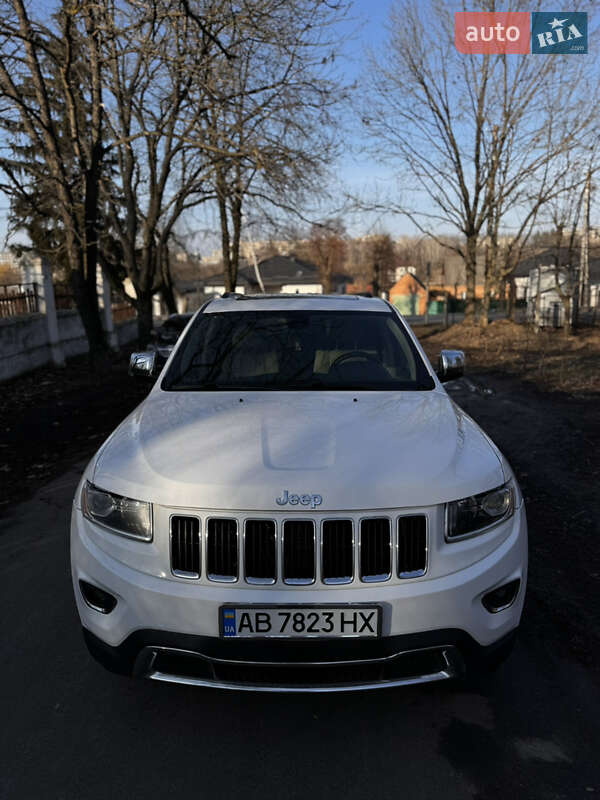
[437,350,465,382]
[129,351,156,379]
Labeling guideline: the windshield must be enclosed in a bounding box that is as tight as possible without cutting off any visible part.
[162,309,434,391]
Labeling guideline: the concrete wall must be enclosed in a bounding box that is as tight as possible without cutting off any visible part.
[0,311,138,382]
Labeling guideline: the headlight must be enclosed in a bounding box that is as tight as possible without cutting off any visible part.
[82,481,153,541]
[446,483,514,540]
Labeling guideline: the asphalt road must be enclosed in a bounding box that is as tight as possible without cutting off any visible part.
[1,379,599,800]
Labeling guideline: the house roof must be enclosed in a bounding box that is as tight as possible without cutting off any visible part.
[202,253,352,290]
[514,248,600,281]
[252,254,319,285]
[389,273,426,294]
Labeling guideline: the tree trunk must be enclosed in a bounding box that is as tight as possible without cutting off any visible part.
[229,194,242,293]
[136,289,154,347]
[480,244,490,329]
[161,283,177,315]
[70,266,106,361]
[480,288,491,328]
[508,277,516,320]
[216,170,234,293]
[160,247,177,314]
[372,262,380,299]
[563,295,573,336]
[464,236,477,320]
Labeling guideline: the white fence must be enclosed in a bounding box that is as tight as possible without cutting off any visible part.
[0,260,138,382]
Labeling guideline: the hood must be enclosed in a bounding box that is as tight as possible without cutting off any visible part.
[93,389,505,511]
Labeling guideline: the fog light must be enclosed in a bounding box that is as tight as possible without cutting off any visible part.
[482,579,520,613]
[79,580,117,614]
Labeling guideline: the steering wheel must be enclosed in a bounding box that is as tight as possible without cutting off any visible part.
[330,350,383,372]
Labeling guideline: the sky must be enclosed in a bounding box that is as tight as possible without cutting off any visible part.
[1,0,599,255]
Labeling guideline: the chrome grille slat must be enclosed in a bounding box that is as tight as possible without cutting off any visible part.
[245,520,276,584]
[171,516,200,578]
[207,518,238,582]
[283,520,315,584]
[398,515,427,578]
[360,518,391,582]
[322,520,353,584]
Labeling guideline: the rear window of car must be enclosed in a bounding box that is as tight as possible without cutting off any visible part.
[162,309,434,391]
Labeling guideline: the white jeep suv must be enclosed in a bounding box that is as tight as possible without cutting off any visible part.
[71,294,527,691]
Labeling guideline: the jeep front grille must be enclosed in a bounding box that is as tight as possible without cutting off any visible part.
[170,513,427,586]
[207,518,238,582]
[170,516,201,578]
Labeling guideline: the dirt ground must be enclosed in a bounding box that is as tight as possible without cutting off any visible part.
[2,320,599,675]
[421,318,600,395]
[421,319,600,675]
[0,352,148,508]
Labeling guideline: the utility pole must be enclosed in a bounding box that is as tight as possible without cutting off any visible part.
[242,211,265,293]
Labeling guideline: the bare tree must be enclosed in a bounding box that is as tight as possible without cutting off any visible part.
[98,1,223,342]
[306,220,347,293]
[365,233,396,297]
[364,0,596,320]
[0,0,108,356]
[537,156,593,334]
[187,0,349,292]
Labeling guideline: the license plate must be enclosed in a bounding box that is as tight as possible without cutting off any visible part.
[220,606,380,639]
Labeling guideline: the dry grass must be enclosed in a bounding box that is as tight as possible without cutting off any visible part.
[419,319,600,395]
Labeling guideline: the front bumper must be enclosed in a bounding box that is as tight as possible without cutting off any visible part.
[71,501,527,690]
[82,626,518,691]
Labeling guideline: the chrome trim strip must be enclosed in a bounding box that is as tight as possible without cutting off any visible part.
[147,669,455,692]
[482,578,521,613]
[207,574,238,583]
[172,569,201,579]
[80,597,113,615]
[143,647,459,692]
[140,644,449,668]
